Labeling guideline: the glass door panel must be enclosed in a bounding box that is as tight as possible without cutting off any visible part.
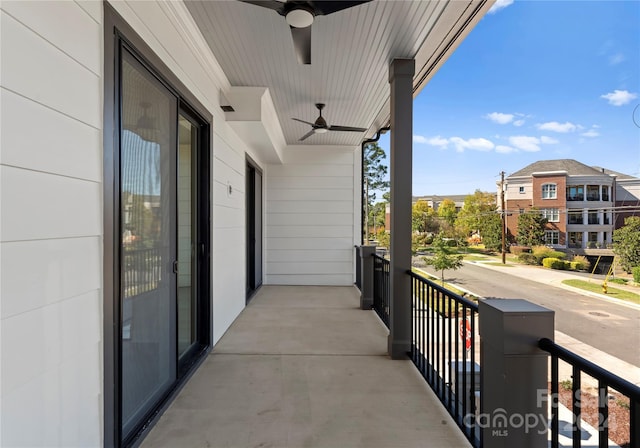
[177,114,197,358]
[120,49,177,438]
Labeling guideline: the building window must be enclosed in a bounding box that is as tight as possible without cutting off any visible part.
[603,232,608,243]
[588,210,599,225]
[541,208,560,222]
[544,230,559,245]
[588,232,598,248]
[568,210,583,225]
[519,208,525,215]
[568,232,583,248]
[601,186,609,201]
[567,185,584,201]
[519,186,525,194]
[586,185,600,201]
[604,212,610,225]
[542,183,557,199]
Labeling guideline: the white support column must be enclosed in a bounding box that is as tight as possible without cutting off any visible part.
[388,58,415,359]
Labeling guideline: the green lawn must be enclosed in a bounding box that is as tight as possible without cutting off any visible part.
[484,262,514,267]
[463,255,490,261]
[562,279,640,305]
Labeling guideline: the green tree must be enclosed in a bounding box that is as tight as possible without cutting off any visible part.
[368,201,387,233]
[517,209,547,246]
[363,142,389,205]
[438,199,457,232]
[423,234,464,285]
[613,216,640,272]
[412,200,438,234]
[481,213,503,252]
[455,190,497,236]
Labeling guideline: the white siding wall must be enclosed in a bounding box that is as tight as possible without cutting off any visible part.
[0,0,267,444]
[266,147,358,285]
[0,1,102,446]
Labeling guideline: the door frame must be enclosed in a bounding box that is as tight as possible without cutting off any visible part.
[246,155,263,301]
[103,4,211,447]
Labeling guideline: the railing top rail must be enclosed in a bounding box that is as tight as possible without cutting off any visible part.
[372,253,388,262]
[407,270,479,312]
[539,337,640,400]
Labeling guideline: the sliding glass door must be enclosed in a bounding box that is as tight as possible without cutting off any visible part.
[117,44,210,445]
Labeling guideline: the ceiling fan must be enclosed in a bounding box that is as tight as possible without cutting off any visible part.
[293,103,367,141]
[239,1,372,64]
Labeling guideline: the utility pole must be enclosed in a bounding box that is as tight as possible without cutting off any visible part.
[500,171,506,264]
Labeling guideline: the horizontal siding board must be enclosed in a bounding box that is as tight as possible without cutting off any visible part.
[213,205,243,228]
[0,12,101,128]
[0,166,101,242]
[2,0,101,74]
[0,90,101,182]
[267,164,353,178]
[265,274,353,286]
[268,176,353,190]
[213,180,244,209]
[267,262,352,275]
[267,188,352,202]
[1,237,101,319]
[267,200,354,214]
[213,133,245,175]
[266,249,352,263]
[266,213,352,226]
[266,225,353,238]
[266,237,352,250]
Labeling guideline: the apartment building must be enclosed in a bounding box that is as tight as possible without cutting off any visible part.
[501,159,639,249]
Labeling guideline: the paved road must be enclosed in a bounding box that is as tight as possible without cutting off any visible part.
[416,262,640,365]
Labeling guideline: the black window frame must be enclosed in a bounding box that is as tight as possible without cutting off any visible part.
[103,4,212,447]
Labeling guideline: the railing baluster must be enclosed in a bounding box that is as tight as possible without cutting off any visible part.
[598,380,608,448]
[573,366,581,448]
[551,355,559,448]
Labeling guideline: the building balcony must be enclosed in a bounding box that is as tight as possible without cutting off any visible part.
[141,285,471,448]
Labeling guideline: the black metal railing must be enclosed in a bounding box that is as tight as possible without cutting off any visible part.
[408,271,481,447]
[539,337,640,448]
[372,254,390,327]
[354,246,362,291]
[122,247,162,298]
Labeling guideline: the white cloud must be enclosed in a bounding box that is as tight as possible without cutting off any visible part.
[509,136,541,152]
[488,0,514,14]
[495,145,516,154]
[540,136,559,144]
[413,135,427,143]
[537,121,578,133]
[414,135,449,148]
[485,112,514,124]
[601,89,638,106]
[609,53,625,65]
[513,119,525,127]
[581,129,600,138]
[449,137,494,152]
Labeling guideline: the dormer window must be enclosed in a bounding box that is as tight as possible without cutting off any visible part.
[519,186,525,194]
[541,183,557,199]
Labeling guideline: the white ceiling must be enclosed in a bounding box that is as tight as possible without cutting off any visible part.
[185,0,493,146]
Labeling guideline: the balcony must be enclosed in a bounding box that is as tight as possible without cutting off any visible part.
[141,285,472,448]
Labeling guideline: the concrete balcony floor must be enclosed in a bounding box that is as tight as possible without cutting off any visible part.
[142,285,471,448]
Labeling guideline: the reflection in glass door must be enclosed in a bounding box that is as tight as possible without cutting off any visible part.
[120,49,177,438]
[177,115,197,358]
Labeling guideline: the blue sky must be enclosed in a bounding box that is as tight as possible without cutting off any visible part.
[378,0,640,198]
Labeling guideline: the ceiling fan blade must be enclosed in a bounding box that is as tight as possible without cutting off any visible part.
[328,125,367,132]
[299,129,316,141]
[290,25,311,65]
[311,1,372,16]
[292,117,315,126]
[238,0,284,13]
